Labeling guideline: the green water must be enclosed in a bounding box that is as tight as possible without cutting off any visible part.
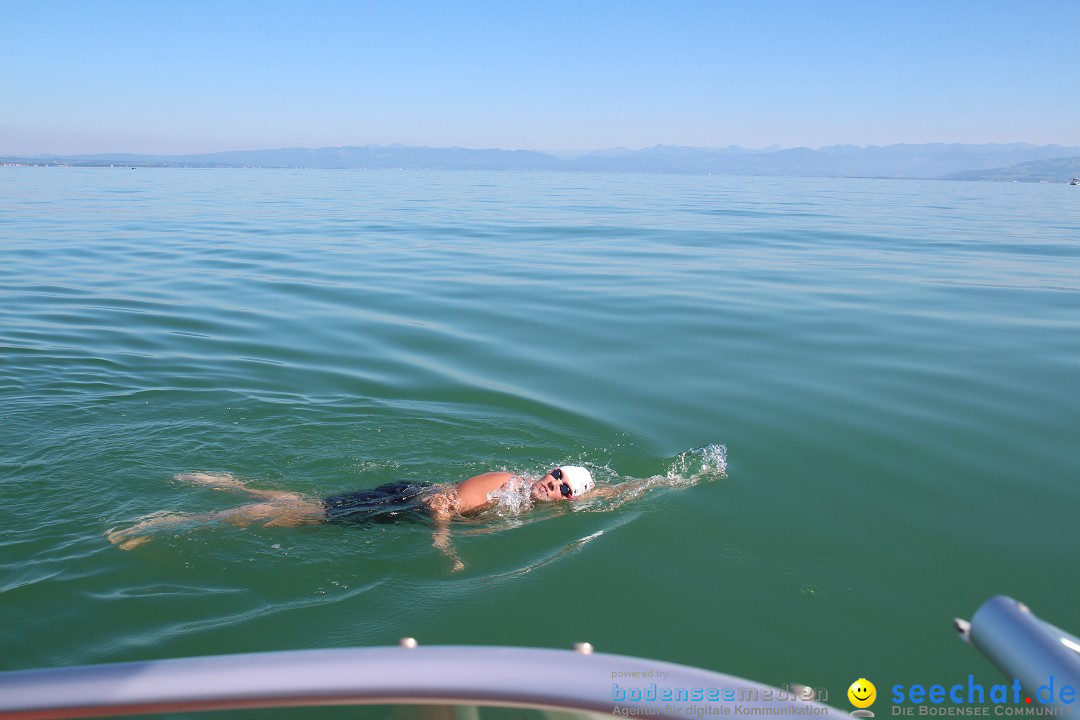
[2,169,1079,707]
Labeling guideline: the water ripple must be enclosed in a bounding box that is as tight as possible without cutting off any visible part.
[2,169,1078,683]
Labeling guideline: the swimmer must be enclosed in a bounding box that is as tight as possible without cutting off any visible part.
[106,466,601,571]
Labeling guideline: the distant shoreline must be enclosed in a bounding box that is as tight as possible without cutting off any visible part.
[4,143,1080,182]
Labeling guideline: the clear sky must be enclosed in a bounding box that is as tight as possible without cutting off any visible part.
[3,0,1079,155]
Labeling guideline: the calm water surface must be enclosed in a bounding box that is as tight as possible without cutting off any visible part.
[2,169,1079,706]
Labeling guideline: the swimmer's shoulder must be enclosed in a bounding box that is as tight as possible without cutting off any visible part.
[425,472,522,516]
[457,472,520,513]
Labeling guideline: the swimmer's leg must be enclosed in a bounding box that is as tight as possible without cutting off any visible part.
[106,498,326,550]
[106,512,194,550]
[175,472,310,503]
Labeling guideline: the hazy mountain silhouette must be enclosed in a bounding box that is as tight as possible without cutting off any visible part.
[942,155,1080,183]
[6,143,1080,181]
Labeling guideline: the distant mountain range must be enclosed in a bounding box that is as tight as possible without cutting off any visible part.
[5,143,1080,182]
[942,155,1080,182]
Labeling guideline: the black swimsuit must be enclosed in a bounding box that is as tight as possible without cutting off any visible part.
[322,481,433,526]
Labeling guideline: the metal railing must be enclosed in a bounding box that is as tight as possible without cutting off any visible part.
[956,595,1080,711]
[0,641,845,720]
[4,595,1076,719]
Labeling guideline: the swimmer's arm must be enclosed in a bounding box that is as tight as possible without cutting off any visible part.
[425,492,465,572]
[585,478,653,501]
[431,515,464,573]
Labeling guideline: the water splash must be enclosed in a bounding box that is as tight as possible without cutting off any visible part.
[664,444,728,485]
[484,476,535,515]
[576,444,728,512]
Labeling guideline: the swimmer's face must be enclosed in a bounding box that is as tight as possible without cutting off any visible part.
[532,469,573,502]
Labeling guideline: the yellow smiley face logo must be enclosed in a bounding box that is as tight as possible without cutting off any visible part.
[848,678,876,709]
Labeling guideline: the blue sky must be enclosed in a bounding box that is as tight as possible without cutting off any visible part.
[3,0,1079,155]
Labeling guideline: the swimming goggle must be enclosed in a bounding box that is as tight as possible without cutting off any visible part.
[551,468,572,497]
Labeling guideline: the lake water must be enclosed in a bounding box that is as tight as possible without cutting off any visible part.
[2,169,1078,711]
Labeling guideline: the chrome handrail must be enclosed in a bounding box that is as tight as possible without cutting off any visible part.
[956,595,1080,711]
[0,642,846,720]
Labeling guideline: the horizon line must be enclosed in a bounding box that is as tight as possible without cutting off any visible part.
[6,140,1080,158]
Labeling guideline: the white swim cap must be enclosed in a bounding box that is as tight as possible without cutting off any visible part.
[559,466,594,497]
